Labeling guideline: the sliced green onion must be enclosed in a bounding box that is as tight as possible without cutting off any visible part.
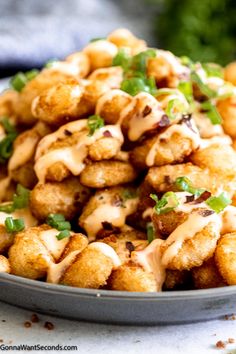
[46,213,66,228]
[12,184,30,210]
[56,230,71,240]
[5,217,25,233]
[147,222,155,243]
[202,63,223,78]
[90,37,106,42]
[121,76,157,96]
[201,101,222,125]
[166,99,186,120]
[0,117,17,134]
[131,49,156,73]
[56,221,71,231]
[175,176,205,196]
[122,189,137,201]
[178,81,193,103]
[180,56,195,69]
[0,203,14,213]
[206,192,231,213]
[87,115,104,136]
[112,48,131,71]
[191,72,216,98]
[10,69,39,92]
[150,192,179,215]
[0,118,18,163]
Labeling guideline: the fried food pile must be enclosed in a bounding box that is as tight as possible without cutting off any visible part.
[1,28,236,292]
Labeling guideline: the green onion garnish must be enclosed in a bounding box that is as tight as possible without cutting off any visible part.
[191,72,216,98]
[44,59,58,68]
[178,81,193,103]
[89,37,106,42]
[201,101,222,125]
[150,192,179,215]
[56,229,71,240]
[131,49,156,74]
[112,48,131,71]
[147,222,155,243]
[175,177,205,196]
[121,76,157,96]
[180,56,195,69]
[10,69,39,92]
[206,192,231,213]
[46,213,71,239]
[0,184,30,213]
[202,63,223,79]
[5,217,25,233]
[87,115,104,136]
[165,99,186,120]
[0,117,18,164]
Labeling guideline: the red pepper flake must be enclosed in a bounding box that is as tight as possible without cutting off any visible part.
[215,340,225,349]
[44,321,54,330]
[24,321,32,328]
[31,314,39,323]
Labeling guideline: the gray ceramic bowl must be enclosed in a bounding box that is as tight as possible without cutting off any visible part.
[0,273,236,325]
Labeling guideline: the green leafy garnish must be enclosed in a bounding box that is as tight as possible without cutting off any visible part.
[5,217,25,233]
[112,48,131,71]
[147,222,155,243]
[46,213,71,240]
[150,192,179,215]
[175,177,205,196]
[206,192,231,213]
[191,71,216,98]
[180,56,195,69]
[87,115,104,136]
[178,81,193,103]
[131,49,156,73]
[201,101,222,125]
[165,99,186,120]
[10,69,39,92]
[0,184,30,213]
[202,63,223,78]
[121,76,157,96]
[56,229,71,240]
[90,37,106,42]
[0,117,18,164]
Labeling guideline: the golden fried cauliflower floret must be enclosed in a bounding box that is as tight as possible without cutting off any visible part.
[79,186,138,240]
[145,163,221,194]
[79,161,138,188]
[190,143,236,179]
[215,232,236,285]
[0,89,18,117]
[83,40,118,71]
[0,225,14,254]
[0,255,10,273]
[30,177,91,221]
[9,122,51,189]
[61,242,121,288]
[224,61,236,85]
[64,51,91,78]
[192,257,226,289]
[108,28,147,54]
[14,70,76,126]
[88,67,123,89]
[109,263,157,292]
[130,120,200,169]
[102,230,147,264]
[217,96,236,138]
[88,136,121,161]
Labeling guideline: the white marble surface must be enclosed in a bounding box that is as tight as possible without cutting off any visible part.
[0,302,236,354]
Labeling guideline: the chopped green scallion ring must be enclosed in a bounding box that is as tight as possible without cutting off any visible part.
[150,191,179,215]
[56,230,71,240]
[112,48,131,71]
[166,99,186,120]
[201,101,222,125]
[10,69,39,92]
[87,115,104,136]
[191,72,216,98]
[178,81,193,103]
[206,192,231,213]
[5,217,25,233]
[147,222,155,243]
[175,176,205,196]
[202,63,223,78]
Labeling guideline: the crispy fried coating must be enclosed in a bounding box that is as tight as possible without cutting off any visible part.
[30,177,91,221]
[0,255,10,273]
[60,233,88,260]
[83,40,118,71]
[217,96,236,138]
[96,90,132,124]
[0,225,14,254]
[0,90,18,118]
[161,222,220,271]
[65,51,91,78]
[109,263,157,292]
[192,257,226,289]
[88,137,121,161]
[146,163,222,194]
[61,243,116,288]
[8,225,53,279]
[80,161,138,188]
[108,28,147,54]
[130,129,198,169]
[10,161,37,189]
[215,232,236,285]
[88,67,123,89]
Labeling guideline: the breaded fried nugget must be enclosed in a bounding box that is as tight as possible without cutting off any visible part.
[215,232,236,285]
[0,90,18,117]
[224,61,236,86]
[30,177,91,221]
[192,257,226,289]
[61,242,120,288]
[108,28,147,54]
[80,161,137,188]
[217,96,236,138]
[0,255,10,273]
[83,40,118,71]
[88,67,123,89]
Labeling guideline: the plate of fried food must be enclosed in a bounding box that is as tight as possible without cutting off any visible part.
[1,28,236,324]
